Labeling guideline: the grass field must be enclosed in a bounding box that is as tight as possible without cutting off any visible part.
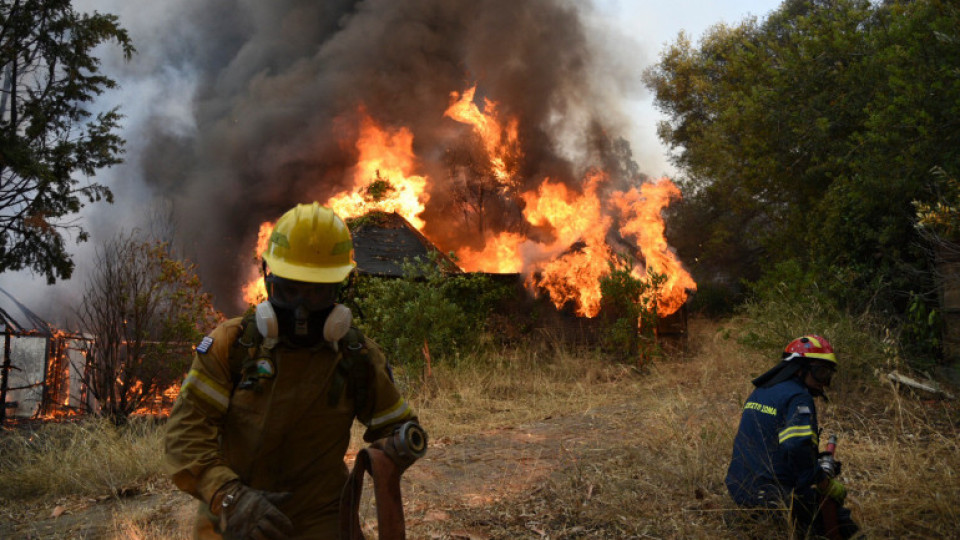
[1,316,958,538]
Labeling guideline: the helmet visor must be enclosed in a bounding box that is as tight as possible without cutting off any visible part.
[810,362,836,386]
[266,275,339,311]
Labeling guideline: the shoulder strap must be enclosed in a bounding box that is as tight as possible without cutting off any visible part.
[230,313,264,390]
[328,327,372,419]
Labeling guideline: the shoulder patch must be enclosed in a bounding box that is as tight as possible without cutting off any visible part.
[797,405,811,414]
[196,336,214,354]
[255,358,276,379]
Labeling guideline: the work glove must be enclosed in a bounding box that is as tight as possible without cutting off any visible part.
[816,477,847,505]
[216,480,295,540]
[817,452,843,478]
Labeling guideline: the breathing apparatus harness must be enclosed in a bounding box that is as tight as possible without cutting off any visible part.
[230,299,373,417]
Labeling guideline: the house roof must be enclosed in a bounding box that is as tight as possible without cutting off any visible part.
[0,287,52,336]
[348,212,459,277]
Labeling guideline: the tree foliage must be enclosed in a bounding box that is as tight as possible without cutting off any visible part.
[646,0,960,327]
[73,233,219,423]
[0,0,133,283]
[352,253,510,370]
[598,254,665,365]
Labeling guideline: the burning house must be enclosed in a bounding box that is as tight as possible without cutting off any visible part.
[120,1,697,333]
[0,288,91,423]
[236,95,696,329]
[348,211,458,278]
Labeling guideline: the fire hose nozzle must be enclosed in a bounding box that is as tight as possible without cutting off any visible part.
[819,434,839,478]
[394,421,428,460]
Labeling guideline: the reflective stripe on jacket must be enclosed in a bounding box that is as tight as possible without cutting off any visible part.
[725,378,819,506]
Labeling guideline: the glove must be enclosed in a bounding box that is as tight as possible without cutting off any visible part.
[816,477,847,505]
[216,481,295,540]
[817,453,842,478]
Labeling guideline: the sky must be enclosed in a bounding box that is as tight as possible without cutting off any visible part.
[591,0,782,177]
[0,0,784,322]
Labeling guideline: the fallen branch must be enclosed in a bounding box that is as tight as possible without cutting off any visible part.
[886,370,956,400]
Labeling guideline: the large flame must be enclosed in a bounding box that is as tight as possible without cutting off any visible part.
[444,85,520,186]
[611,180,698,315]
[240,85,695,319]
[328,110,429,228]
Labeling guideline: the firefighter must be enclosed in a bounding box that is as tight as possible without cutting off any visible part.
[725,335,859,538]
[164,202,426,539]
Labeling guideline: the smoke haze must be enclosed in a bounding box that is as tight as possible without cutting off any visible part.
[5,0,655,319]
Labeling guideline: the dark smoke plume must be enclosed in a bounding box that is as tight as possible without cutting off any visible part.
[138,0,644,313]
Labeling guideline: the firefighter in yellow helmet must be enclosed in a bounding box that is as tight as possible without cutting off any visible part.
[164,203,426,539]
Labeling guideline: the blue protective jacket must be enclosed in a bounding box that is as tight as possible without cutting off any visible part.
[725,378,820,506]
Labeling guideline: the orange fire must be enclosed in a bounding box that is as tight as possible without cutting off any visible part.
[444,85,520,186]
[610,180,698,315]
[328,110,429,228]
[241,221,274,306]
[240,85,695,319]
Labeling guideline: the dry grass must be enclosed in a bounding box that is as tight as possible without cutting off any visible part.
[399,318,960,539]
[0,417,165,500]
[1,317,958,539]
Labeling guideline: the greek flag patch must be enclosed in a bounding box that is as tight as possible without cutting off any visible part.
[196,336,214,354]
[797,405,811,414]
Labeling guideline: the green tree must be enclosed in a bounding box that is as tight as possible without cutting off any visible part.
[0,0,134,283]
[73,232,219,424]
[646,0,960,326]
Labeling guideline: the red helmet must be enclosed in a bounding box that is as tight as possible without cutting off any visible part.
[782,335,837,365]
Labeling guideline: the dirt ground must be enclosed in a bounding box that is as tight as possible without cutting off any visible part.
[0,396,652,539]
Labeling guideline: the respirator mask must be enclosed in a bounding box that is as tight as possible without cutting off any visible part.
[256,275,352,348]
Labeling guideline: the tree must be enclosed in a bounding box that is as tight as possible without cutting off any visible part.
[73,232,219,423]
[0,0,134,283]
[444,142,505,236]
[646,0,960,321]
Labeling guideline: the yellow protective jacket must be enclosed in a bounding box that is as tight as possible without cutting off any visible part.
[163,316,416,538]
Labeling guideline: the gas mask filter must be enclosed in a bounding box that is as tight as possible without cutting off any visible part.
[323,304,352,344]
[255,301,279,349]
[255,300,352,348]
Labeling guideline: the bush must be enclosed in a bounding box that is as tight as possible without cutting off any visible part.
[351,253,511,371]
[598,254,665,365]
[735,264,892,383]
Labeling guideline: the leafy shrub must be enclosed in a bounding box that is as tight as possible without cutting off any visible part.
[598,254,665,364]
[736,263,891,380]
[686,279,741,317]
[351,253,510,371]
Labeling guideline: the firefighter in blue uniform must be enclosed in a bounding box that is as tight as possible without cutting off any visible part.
[726,335,859,538]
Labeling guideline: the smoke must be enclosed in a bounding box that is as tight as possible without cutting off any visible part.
[3,0,653,319]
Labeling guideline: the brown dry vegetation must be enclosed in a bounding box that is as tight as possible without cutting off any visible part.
[1,317,958,539]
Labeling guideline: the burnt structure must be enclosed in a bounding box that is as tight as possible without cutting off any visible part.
[348,213,689,346]
[349,212,459,277]
[0,288,91,424]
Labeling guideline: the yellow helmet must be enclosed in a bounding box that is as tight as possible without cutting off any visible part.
[262,203,356,283]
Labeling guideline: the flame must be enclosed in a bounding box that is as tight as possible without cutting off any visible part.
[445,85,520,186]
[132,382,180,417]
[455,231,526,274]
[328,111,429,228]
[241,221,274,306]
[239,84,695,320]
[610,179,698,315]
